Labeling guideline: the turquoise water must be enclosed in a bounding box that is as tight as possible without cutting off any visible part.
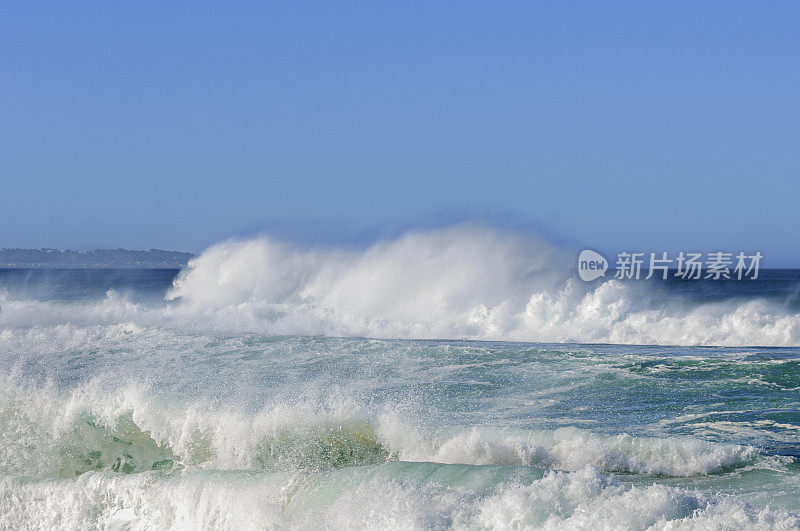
[1,331,799,528]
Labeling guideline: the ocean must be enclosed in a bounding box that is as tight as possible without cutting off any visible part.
[1,226,800,529]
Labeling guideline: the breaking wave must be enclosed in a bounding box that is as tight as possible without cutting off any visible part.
[3,466,800,530]
[2,225,799,345]
[0,381,786,480]
[161,225,800,346]
[0,380,797,529]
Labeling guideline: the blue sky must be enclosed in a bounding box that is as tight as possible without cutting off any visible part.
[2,2,799,264]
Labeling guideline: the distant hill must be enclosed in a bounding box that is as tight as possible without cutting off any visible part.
[0,248,194,268]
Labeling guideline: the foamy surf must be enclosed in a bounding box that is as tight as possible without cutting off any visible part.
[0,381,783,478]
[2,226,800,528]
[2,465,799,529]
[0,372,798,529]
[161,225,800,346]
[3,225,799,346]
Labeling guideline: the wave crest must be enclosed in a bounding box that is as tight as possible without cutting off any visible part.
[0,381,784,479]
[161,225,800,346]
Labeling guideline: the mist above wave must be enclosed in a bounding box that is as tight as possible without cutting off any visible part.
[1,225,798,345]
[159,225,800,346]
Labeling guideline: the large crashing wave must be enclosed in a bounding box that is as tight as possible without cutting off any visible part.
[161,225,800,346]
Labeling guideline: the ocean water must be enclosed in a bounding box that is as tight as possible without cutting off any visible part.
[2,226,800,529]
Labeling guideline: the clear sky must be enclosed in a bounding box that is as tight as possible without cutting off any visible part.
[1,2,799,264]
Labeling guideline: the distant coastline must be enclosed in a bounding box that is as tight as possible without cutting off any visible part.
[0,248,194,268]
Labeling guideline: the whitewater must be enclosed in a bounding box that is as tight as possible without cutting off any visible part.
[1,225,800,529]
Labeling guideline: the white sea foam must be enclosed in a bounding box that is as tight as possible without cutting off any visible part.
[162,225,800,346]
[0,380,782,480]
[472,467,800,531]
[390,426,777,476]
[1,225,798,346]
[2,465,798,530]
